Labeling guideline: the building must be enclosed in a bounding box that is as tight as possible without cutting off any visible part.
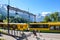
[0,4,36,22]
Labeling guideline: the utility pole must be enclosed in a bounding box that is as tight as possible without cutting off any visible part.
[7,0,10,34]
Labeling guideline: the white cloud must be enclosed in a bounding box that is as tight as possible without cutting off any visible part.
[37,12,51,18]
[0,4,2,8]
[36,12,51,22]
[36,13,41,18]
[4,6,7,10]
[41,12,51,17]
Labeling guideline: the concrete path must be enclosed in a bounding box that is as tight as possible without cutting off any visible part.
[0,34,16,40]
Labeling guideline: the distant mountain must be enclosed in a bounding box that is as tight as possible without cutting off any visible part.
[0,4,7,16]
[36,12,51,22]
[0,4,15,17]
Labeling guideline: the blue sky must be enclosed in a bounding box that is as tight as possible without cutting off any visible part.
[0,0,60,15]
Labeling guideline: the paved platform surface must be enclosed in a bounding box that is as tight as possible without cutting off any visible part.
[22,32,60,40]
[0,29,60,40]
[0,34,16,40]
[0,32,60,40]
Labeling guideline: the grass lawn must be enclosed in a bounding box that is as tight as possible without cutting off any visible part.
[39,30,60,33]
[29,30,60,33]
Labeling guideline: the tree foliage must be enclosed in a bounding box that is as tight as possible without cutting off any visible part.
[43,12,59,22]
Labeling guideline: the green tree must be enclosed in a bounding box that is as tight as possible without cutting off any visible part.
[44,16,51,22]
[50,12,58,22]
[43,12,59,22]
[0,13,3,20]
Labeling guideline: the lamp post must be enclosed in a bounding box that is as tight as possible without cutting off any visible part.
[7,0,10,34]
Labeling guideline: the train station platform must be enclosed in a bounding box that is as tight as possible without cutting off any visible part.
[0,29,60,40]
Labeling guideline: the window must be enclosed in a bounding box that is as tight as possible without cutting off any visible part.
[50,25,60,30]
[30,24,40,28]
[50,26,54,30]
[29,24,48,28]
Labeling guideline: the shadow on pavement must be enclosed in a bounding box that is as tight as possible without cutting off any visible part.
[36,37,41,40]
[15,32,28,40]
[0,32,2,36]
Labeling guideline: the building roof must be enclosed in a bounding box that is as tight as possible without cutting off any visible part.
[8,5,36,16]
